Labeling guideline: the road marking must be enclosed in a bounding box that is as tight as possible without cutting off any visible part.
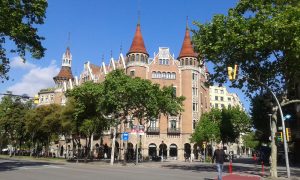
[18,165,62,170]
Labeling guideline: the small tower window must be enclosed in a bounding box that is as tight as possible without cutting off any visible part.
[180,60,184,66]
[131,55,135,62]
[136,54,140,61]
[141,55,145,62]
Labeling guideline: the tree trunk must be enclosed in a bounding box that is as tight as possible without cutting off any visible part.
[110,126,116,165]
[270,110,278,178]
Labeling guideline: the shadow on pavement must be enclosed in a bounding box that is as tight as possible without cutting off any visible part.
[0,159,64,172]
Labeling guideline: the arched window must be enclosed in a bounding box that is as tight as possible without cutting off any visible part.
[167,72,171,79]
[152,71,156,78]
[185,58,188,65]
[136,54,140,61]
[169,144,178,157]
[189,58,193,65]
[157,71,161,78]
[171,72,176,79]
[162,72,166,79]
[148,143,157,157]
[131,55,135,62]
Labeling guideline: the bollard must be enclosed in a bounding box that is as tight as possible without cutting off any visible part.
[261,161,264,177]
[229,160,232,173]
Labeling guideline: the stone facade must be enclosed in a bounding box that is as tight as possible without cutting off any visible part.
[37,22,211,161]
[77,23,210,161]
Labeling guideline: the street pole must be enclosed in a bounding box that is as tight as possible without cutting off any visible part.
[110,126,116,166]
[269,90,290,179]
[136,129,139,165]
[245,76,290,178]
[268,114,273,140]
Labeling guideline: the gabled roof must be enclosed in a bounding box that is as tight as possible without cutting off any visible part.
[127,23,148,56]
[178,27,197,59]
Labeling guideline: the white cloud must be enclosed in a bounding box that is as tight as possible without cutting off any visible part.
[7,60,59,96]
[10,56,36,69]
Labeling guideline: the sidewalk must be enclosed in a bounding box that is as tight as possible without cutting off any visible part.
[222,174,260,180]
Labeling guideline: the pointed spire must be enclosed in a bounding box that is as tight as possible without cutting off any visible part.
[178,19,197,59]
[65,46,71,60]
[127,22,148,56]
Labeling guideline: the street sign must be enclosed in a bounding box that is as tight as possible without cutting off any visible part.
[130,125,137,134]
[122,132,129,141]
[138,125,145,135]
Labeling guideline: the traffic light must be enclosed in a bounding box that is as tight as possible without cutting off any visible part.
[233,64,238,80]
[275,132,283,142]
[33,95,39,104]
[227,67,233,80]
[227,65,239,81]
[286,128,291,142]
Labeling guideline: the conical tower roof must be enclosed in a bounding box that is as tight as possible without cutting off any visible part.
[178,27,197,59]
[127,23,148,56]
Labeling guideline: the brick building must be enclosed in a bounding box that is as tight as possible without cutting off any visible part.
[38,21,210,161]
[77,22,210,161]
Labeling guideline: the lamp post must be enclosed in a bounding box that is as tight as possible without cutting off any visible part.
[227,66,291,178]
[240,76,290,178]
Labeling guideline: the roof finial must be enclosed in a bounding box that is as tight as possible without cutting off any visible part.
[186,16,189,30]
[120,41,123,54]
[138,0,141,25]
[67,32,71,47]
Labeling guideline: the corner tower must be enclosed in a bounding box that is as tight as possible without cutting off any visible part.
[126,22,149,79]
[179,23,202,134]
[53,47,74,89]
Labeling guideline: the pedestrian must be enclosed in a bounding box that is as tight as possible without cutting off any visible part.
[212,144,226,180]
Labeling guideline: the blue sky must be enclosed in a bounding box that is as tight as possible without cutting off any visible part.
[1,0,250,111]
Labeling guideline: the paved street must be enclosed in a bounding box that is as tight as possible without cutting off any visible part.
[0,157,299,180]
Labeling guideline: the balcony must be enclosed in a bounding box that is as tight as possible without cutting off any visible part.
[147,127,160,134]
[167,128,180,134]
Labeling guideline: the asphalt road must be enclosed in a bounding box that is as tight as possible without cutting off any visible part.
[0,159,216,180]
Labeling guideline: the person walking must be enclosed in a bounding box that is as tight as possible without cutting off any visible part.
[212,144,226,180]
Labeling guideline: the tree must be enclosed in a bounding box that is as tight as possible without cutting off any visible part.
[66,81,110,160]
[0,95,32,155]
[191,109,221,144]
[25,104,62,156]
[0,0,48,81]
[192,1,300,177]
[243,131,260,150]
[250,94,272,143]
[100,69,185,164]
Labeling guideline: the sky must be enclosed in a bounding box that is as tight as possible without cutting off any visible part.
[0,0,251,111]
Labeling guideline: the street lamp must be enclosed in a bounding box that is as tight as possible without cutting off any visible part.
[227,66,291,178]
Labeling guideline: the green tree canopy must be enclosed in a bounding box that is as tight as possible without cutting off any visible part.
[192,0,300,98]
[0,0,48,81]
[191,108,221,143]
